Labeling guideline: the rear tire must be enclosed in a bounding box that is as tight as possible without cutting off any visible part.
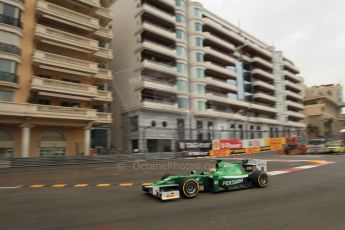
[180,179,199,198]
[160,173,175,181]
[250,170,268,188]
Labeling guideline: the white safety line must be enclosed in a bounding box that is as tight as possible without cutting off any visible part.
[267,171,289,176]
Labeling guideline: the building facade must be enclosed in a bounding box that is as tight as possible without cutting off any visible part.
[111,0,305,153]
[0,0,114,158]
[304,84,345,138]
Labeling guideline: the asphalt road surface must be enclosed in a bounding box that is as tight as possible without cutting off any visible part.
[0,151,344,230]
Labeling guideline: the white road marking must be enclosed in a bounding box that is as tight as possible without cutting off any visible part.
[295,165,319,169]
[268,171,289,176]
[0,187,17,189]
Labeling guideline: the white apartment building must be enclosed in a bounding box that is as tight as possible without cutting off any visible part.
[111,0,305,153]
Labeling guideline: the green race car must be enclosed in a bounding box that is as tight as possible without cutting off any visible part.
[142,159,268,200]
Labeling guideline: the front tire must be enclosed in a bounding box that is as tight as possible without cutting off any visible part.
[180,179,199,198]
[250,170,268,188]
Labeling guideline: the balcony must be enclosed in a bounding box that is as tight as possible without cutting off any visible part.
[95,7,113,21]
[138,4,175,25]
[75,0,100,8]
[141,100,179,112]
[286,110,305,119]
[137,80,177,94]
[95,90,112,101]
[36,0,99,31]
[139,22,176,40]
[284,71,303,83]
[253,92,276,103]
[283,80,302,92]
[31,77,98,97]
[286,100,304,110]
[95,26,113,40]
[138,41,176,58]
[0,72,18,88]
[35,24,99,51]
[95,68,112,80]
[251,57,273,69]
[286,90,303,101]
[247,42,272,58]
[94,47,113,60]
[203,32,236,52]
[250,104,277,114]
[139,60,177,76]
[248,117,279,125]
[204,62,236,79]
[252,80,275,91]
[202,18,243,43]
[206,93,249,108]
[205,109,247,121]
[205,77,237,92]
[204,47,236,65]
[252,68,274,81]
[160,0,175,8]
[95,112,112,123]
[33,50,98,74]
[285,121,306,128]
[284,60,300,74]
[0,102,99,121]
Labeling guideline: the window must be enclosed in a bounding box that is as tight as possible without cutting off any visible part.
[151,120,156,127]
[0,59,16,73]
[0,59,16,83]
[194,8,202,18]
[37,99,50,105]
[197,84,205,95]
[162,121,168,128]
[196,52,204,62]
[177,80,188,92]
[176,13,185,23]
[177,62,187,73]
[196,68,204,78]
[198,101,206,111]
[177,97,189,109]
[0,2,21,27]
[195,22,202,32]
[175,0,185,7]
[130,116,138,131]
[176,45,186,57]
[195,37,203,47]
[176,29,186,40]
[0,90,13,102]
[60,101,80,107]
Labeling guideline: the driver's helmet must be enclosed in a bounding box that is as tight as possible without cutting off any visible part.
[208,167,216,173]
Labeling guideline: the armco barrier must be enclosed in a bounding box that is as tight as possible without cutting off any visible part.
[0,153,184,169]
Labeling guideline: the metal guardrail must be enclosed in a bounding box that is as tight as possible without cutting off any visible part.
[0,153,185,169]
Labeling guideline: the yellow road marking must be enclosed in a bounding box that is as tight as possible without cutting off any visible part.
[30,185,45,188]
[52,184,67,188]
[74,184,89,188]
[309,160,327,164]
[142,183,153,186]
[96,184,111,187]
[119,183,133,187]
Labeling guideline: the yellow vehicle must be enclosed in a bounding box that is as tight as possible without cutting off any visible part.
[325,141,345,153]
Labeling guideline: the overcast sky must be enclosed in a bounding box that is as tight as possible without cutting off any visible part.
[198,0,345,90]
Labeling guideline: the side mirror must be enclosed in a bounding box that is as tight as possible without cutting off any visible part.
[190,170,196,175]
